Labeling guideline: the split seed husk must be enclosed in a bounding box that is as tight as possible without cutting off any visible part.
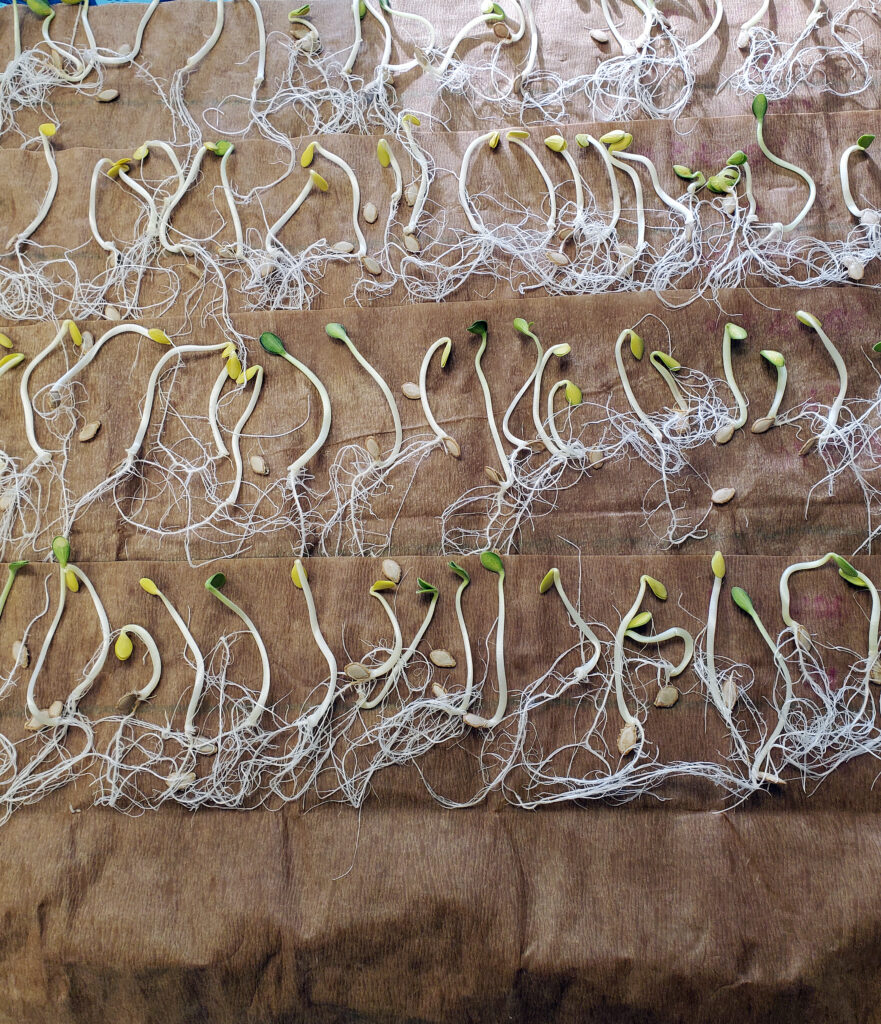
[714,423,735,445]
[546,250,570,266]
[751,416,775,434]
[331,241,355,253]
[104,305,122,321]
[588,449,605,468]
[590,28,610,43]
[346,662,371,681]
[403,233,421,253]
[365,436,381,460]
[721,677,738,710]
[404,183,419,206]
[654,685,680,708]
[430,649,457,668]
[443,436,461,458]
[96,88,119,103]
[799,436,818,457]
[48,699,64,718]
[617,723,638,755]
[78,421,101,443]
[363,202,378,224]
[401,382,420,400]
[493,21,510,38]
[382,558,402,583]
[485,466,505,485]
[362,256,382,276]
[249,454,270,476]
[711,487,735,506]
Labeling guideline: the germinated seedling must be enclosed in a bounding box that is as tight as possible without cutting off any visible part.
[432,561,474,714]
[715,323,749,444]
[752,94,816,235]
[463,550,507,729]
[751,350,786,434]
[730,584,793,786]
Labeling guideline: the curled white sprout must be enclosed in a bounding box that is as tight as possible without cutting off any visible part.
[506,130,556,232]
[532,342,572,452]
[82,0,160,66]
[614,573,668,754]
[88,157,120,264]
[649,351,688,416]
[715,322,749,444]
[502,318,543,450]
[291,560,339,729]
[779,554,880,710]
[353,580,403,682]
[400,114,429,237]
[301,141,367,257]
[216,142,244,257]
[258,331,332,493]
[50,323,171,397]
[575,133,621,237]
[185,0,225,69]
[611,137,695,240]
[265,169,328,254]
[158,143,210,255]
[435,5,504,76]
[20,321,71,463]
[544,135,583,224]
[139,577,209,748]
[205,572,270,729]
[796,310,847,447]
[8,123,58,251]
[469,321,512,488]
[432,562,473,714]
[26,541,110,730]
[379,1,435,75]
[840,135,878,224]
[614,327,662,444]
[458,129,500,233]
[419,336,455,452]
[753,94,816,234]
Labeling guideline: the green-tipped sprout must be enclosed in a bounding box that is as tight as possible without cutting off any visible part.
[752,93,816,233]
[752,350,787,433]
[716,323,749,443]
[480,549,504,575]
[449,560,470,585]
[463,551,507,728]
[731,586,755,615]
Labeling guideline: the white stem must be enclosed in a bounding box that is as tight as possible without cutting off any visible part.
[91,0,160,65]
[383,4,435,74]
[508,134,556,231]
[20,324,67,462]
[342,0,362,74]
[117,624,162,703]
[722,326,748,431]
[464,570,507,728]
[266,176,316,252]
[532,348,566,451]
[437,13,502,75]
[124,343,229,466]
[12,131,58,250]
[419,338,454,447]
[799,313,847,442]
[314,143,366,256]
[208,365,230,456]
[219,147,244,256]
[366,588,403,679]
[296,560,339,729]
[51,324,159,395]
[88,159,119,260]
[840,144,869,219]
[358,590,438,709]
[615,330,662,443]
[339,334,402,469]
[63,564,111,712]
[502,332,542,449]
[689,0,724,51]
[223,366,264,508]
[12,0,21,61]
[614,577,648,732]
[401,118,429,236]
[756,117,816,234]
[118,167,160,236]
[473,332,513,487]
[552,572,602,675]
[244,0,266,89]
[208,585,270,728]
[614,150,694,237]
[153,587,206,741]
[158,144,208,255]
[186,0,225,68]
[458,131,497,233]
[279,351,332,487]
[26,564,66,727]
[624,626,694,678]
[433,573,473,713]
